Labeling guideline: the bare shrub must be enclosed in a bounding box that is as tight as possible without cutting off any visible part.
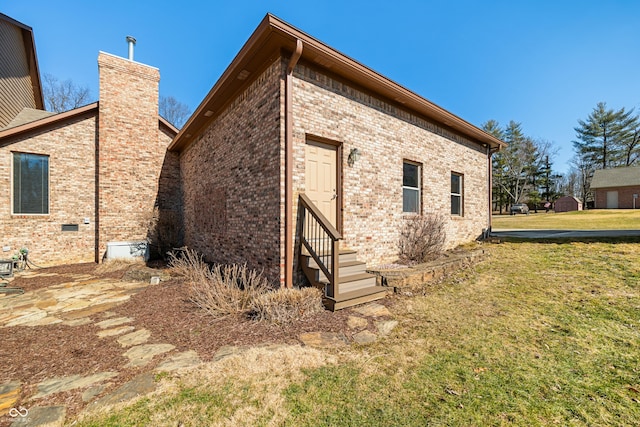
[169,249,271,319]
[250,287,324,323]
[398,213,446,263]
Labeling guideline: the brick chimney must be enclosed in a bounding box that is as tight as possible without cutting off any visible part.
[96,50,161,260]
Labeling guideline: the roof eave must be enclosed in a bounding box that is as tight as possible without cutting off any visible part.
[0,102,98,141]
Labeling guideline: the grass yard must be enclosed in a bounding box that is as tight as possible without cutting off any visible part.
[493,209,640,230]
[75,240,640,426]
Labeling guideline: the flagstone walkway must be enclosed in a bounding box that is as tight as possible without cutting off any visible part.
[0,269,397,426]
[0,270,202,426]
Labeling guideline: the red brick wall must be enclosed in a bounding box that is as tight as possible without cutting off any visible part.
[594,186,640,209]
[0,114,98,265]
[180,59,284,283]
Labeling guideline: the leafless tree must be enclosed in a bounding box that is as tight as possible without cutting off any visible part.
[42,73,92,113]
[159,95,191,129]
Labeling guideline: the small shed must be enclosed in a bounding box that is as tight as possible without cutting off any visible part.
[554,196,582,212]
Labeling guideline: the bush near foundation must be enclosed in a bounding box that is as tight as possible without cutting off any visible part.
[398,213,446,263]
[169,249,323,321]
[250,287,324,323]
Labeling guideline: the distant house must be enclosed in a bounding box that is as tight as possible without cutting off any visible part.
[590,167,640,209]
[0,14,179,265]
[554,196,582,212]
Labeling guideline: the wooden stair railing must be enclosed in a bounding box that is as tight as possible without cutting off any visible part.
[299,193,341,298]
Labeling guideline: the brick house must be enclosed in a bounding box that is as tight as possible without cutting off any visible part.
[590,167,640,209]
[0,42,179,265]
[170,15,505,308]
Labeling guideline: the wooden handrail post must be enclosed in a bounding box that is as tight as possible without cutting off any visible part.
[331,238,340,299]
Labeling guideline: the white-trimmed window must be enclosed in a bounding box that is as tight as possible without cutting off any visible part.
[451,172,463,216]
[13,152,49,215]
[403,161,421,213]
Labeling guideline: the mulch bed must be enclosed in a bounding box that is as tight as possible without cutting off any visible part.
[0,262,392,425]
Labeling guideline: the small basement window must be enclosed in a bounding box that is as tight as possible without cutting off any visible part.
[61,224,79,232]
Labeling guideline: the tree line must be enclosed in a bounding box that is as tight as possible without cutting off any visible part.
[482,120,559,214]
[486,101,640,212]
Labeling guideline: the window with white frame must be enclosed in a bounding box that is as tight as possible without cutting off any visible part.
[451,172,463,215]
[13,152,49,215]
[403,161,421,213]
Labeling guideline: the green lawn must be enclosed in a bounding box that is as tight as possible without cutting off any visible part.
[75,241,640,426]
[493,209,640,230]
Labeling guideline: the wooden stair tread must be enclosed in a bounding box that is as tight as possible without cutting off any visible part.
[317,272,375,285]
[323,286,388,310]
[301,248,357,257]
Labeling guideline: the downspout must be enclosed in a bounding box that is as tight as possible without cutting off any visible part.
[487,145,500,236]
[284,39,303,288]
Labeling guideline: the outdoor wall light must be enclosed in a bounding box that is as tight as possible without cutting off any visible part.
[348,148,361,167]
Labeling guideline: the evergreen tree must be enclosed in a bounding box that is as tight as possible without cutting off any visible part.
[573,102,637,169]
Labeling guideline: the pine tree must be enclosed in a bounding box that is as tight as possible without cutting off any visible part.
[573,102,637,169]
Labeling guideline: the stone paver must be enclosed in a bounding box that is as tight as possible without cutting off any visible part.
[347,316,368,330]
[95,316,133,329]
[124,343,176,367]
[88,372,156,410]
[354,302,392,318]
[82,383,110,403]
[299,332,349,348]
[353,330,378,344]
[96,325,135,338]
[9,405,66,427]
[0,277,152,328]
[117,328,151,347]
[33,372,117,399]
[376,320,399,337]
[61,317,92,326]
[156,350,202,372]
[0,381,21,416]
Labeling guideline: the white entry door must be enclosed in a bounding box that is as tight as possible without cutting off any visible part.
[606,191,619,209]
[305,140,338,227]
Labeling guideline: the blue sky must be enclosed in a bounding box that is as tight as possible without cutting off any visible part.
[4,1,640,175]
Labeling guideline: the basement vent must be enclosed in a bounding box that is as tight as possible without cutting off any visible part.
[61,224,79,232]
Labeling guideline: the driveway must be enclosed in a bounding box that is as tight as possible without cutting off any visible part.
[491,229,640,239]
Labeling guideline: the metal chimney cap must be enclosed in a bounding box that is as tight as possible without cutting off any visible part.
[126,35,137,44]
